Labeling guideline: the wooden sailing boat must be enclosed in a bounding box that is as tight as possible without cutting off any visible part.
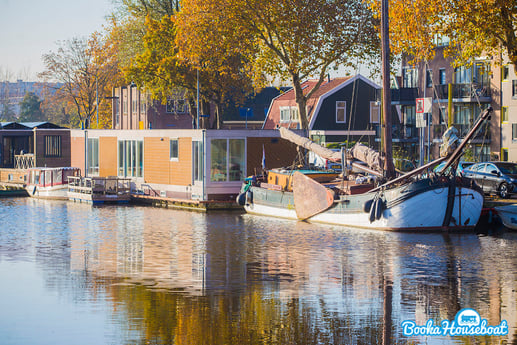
[237,0,492,231]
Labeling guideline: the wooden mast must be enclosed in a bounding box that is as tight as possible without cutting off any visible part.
[381,0,395,179]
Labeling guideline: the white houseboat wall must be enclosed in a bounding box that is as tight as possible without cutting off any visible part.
[70,129,298,202]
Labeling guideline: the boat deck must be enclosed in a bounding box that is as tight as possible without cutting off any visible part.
[68,176,131,204]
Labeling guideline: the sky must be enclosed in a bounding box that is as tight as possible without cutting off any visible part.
[0,0,114,81]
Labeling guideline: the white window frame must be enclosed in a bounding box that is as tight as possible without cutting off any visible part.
[370,101,380,123]
[336,101,346,123]
[280,106,299,123]
[169,138,179,161]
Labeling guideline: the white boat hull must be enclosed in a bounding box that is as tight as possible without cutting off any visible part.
[494,204,517,230]
[26,184,69,200]
[244,183,483,231]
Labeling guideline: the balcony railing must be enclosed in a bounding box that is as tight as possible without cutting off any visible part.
[433,123,490,140]
[434,84,491,100]
[391,88,419,103]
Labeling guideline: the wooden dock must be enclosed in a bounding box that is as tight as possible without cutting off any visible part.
[67,176,131,204]
[131,193,242,211]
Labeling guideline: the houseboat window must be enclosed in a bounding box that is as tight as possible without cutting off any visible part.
[211,139,227,181]
[44,135,61,157]
[118,140,143,178]
[192,141,203,182]
[87,138,99,176]
[336,101,346,123]
[170,139,179,161]
[210,139,245,182]
[229,139,245,181]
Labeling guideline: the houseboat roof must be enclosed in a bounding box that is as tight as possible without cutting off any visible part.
[0,121,64,130]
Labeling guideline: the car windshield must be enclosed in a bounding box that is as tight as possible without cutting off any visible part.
[496,163,517,174]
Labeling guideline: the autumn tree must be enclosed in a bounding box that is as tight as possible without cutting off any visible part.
[126,14,254,129]
[39,35,120,129]
[369,0,517,69]
[176,0,379,131]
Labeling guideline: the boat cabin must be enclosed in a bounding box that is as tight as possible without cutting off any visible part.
[27,167,81,188]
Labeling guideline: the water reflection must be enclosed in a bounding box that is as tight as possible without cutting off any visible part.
[0,198,516,344]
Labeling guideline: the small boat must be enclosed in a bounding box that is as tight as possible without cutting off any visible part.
[26,167,81,200]
[67,176,131,204]
[494,204,517,230]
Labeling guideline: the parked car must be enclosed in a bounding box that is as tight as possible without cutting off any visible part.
[434,161,475,176]
[463,161,517,198]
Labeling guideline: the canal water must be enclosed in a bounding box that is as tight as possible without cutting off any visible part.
[0,198,516,345]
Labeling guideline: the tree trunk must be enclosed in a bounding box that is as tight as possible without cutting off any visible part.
[291,74,309,133]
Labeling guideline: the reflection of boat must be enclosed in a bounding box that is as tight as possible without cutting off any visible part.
[26,167,81,200]
[237,0,491,231]
[494,204,517,230]
[67,176,131,204]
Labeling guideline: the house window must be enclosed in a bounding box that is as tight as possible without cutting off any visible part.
[44,135,61,157]
[170,139,178,161]
[502,106,508,123]
[118,140,143,177]
[176,100,186,113]
[512,80,517,98]
[402,68,417,87]
[336,101,346,123]
[210,139,245,182]
[87,138,99,176]
[502,148,509,161]
[166,99,175,113]
[426,69,433,88]
[403,105,416,125]
[370,101,380,123]
[132,99,138,113]
[454,66,472,84]
[502,65,510,81]
[140,100,146,113]
[115,101,120,126]
[439,69,446,85]
[122,92,128,114]
[280,106,299,123]
[512,124,517,140]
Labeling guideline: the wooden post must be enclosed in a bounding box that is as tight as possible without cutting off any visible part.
[448,83,453,127]
[381,0,395,179]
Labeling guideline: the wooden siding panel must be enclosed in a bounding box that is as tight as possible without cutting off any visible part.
[170,137,192,185]
[70,136,85,173]
[99,137,118,176]
[144,137,169,184]
[246,137,298,176]
[35,130,71,168]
